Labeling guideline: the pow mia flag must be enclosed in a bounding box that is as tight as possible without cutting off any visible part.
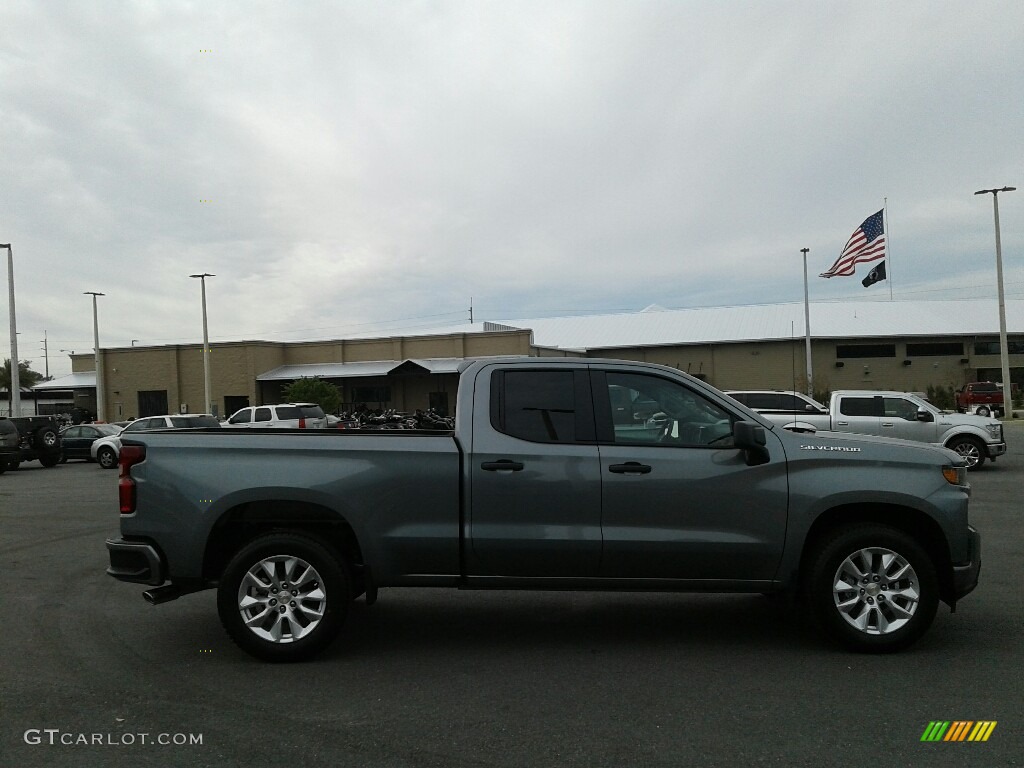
[862,260,886,288]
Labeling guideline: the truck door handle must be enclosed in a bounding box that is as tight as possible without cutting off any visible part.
[608,462,652,475]
[481,460,524,472]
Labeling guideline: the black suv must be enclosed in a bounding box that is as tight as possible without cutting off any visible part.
[1,416,63,471]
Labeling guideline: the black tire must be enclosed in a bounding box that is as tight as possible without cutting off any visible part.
[217,532,350,662]
[805,524,938,653]
[39,454,60,468]
[97,446,118,469]
[976,406,991,418]
[945,436,986,470]
[33,427,59,450]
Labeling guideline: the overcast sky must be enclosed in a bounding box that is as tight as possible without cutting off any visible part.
[3,1,1023,378]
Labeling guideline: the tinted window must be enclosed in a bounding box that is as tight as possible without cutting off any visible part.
[298,405,325,418]
[883,397,918,420]
[254,408,272,422]
[605,373,734,447]
[838,397,878,417]
[906,342,964,356]
[743,393,784,410]
[229,409,252,424]
[497,370,577,443]
[95,424,121,436]
[274,406,302,420]
[64,427,83,438]
[836,344,896,358]
[170,416,220,428]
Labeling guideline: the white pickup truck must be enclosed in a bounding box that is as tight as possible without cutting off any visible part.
[727,389,1006,470]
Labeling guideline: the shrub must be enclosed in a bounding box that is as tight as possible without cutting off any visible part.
[282,377,342,414]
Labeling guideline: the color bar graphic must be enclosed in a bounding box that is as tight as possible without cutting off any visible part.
[921,721,996,742]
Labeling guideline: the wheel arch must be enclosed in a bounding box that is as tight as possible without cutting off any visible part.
[799,503,955,605]
[203,501,366,587]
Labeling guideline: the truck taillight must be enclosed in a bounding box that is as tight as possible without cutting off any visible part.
[298,417,306,428]
[119,445,146,514]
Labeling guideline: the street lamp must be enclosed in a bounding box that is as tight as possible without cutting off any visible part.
[189,273,215,416]
[800,247,813,396]
[1,243,20,416]
[974,187,1016,417]
[84,292,105,422]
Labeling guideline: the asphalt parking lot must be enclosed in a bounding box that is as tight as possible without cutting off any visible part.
[2,429,1023,768]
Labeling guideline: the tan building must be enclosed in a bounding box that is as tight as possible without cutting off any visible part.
[38,299,1024,420]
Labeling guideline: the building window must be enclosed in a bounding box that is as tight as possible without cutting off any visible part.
[835,344,896,359]
[353,386,391,405]
[906,342,964,356]
[974,340,1024,355]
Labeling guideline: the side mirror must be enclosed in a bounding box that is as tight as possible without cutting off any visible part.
[733,420,770,466]
[916,409,934,423]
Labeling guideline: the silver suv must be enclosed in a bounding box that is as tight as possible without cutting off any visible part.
[224,403,328,429]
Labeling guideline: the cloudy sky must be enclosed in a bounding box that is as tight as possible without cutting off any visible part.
[3,0,1023,378]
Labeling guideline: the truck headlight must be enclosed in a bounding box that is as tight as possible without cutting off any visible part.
[986,424,1002,440]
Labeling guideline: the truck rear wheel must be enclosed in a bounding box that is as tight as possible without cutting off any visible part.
[217,532,350,662]
[945,436,986,470]
[806,524,938,653]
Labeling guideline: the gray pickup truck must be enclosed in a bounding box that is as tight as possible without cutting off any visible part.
[728,389,1006,470]
[107,358,980,661]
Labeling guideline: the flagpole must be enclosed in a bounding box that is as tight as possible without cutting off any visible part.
[801,247,813,396]
[884,198,893,300]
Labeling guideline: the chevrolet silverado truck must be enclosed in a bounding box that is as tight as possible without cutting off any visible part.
[728,389,1005,470]
[107,358,980,661]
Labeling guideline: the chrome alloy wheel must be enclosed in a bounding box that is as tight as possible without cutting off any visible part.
[236,555,327,643]
[832,547,919,635]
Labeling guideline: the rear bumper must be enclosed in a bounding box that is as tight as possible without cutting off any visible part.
[951,526,981,602]
[106,537,165,586]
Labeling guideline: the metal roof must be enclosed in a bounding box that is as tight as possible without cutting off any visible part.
[32,372,97,390]
[257,357,468,381]
[497,299,1024,350]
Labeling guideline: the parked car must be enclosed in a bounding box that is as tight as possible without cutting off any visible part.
[223,403,328,429]
[955,381,1008,417]
[92,414,221,469]
[2,416,64,470]
[60,423,123,463]
[0,418,20,474]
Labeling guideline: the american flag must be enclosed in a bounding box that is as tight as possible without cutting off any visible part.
[820,209,886,278]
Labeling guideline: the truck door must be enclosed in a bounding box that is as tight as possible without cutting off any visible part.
[591,369,789,581]
[833,395,883,436]
[467,366,602,577]
[882,396,937,442]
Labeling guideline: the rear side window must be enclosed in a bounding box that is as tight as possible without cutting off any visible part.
[274,406,302,420]
[171,416,220,428]
[492,370,582,444]
[838,397,878,417]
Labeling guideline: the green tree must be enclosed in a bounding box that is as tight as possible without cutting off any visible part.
[282,377,342,414]
[1,358,44,392]
[2,359,45,416]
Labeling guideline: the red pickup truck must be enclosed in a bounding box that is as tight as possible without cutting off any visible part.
[955,382,1007,416]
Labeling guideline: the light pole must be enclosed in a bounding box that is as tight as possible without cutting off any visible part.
[974,187,1016,417]
[2,244,20,417]
[801,247,813,396]
[84,292,105,422]
[189,273,215,416]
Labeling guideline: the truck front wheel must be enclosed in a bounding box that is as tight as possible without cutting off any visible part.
[946,436,986,470]
[806,524,939,653]
[217,532,350,662]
